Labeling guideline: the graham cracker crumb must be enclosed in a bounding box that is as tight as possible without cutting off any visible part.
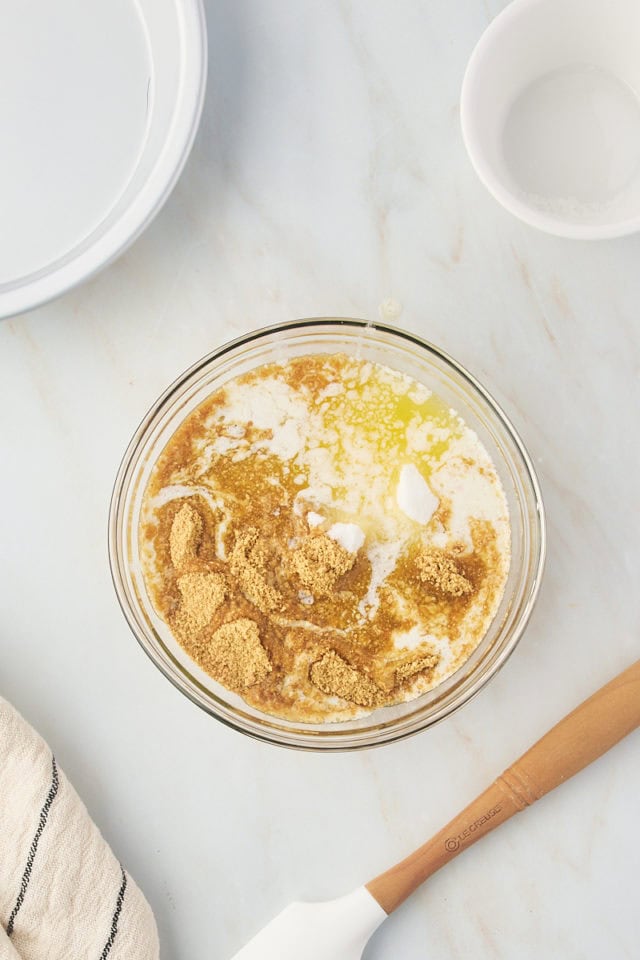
[291,534,355,597]
[207,618,271,690]
[395,652,440,685]
[417,547,472,597]
[230,528,283,612]
[310,650,380,707]
[169,503,203,570]
[175,571,226,634]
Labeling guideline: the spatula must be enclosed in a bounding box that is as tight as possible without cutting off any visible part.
[229,658,640,959]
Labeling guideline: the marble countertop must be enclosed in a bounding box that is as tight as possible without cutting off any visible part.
[1,1,638,957]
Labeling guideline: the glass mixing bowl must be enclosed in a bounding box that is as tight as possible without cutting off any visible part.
[109,319,545,750]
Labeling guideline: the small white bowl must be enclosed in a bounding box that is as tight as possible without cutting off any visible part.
[461,0,640,238]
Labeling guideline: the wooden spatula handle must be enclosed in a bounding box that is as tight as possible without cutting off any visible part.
[367,658,640,914]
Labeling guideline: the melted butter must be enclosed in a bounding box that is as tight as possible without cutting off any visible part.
[320,367,460,471]
[290,360,463,539]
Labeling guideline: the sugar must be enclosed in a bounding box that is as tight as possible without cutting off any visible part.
[307,511,325,527]
[327,522,365,553]
[396,463,439,525]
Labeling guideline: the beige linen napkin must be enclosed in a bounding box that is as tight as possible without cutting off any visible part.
[0,697,159,960]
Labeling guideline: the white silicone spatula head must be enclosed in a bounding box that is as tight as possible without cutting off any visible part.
[229,887,387,960]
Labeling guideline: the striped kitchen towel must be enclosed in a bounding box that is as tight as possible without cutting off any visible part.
[0,697,159,960]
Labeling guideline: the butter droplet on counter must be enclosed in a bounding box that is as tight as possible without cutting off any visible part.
[379,297,403,321]
[327,522,366,553]
[396,464,439,524]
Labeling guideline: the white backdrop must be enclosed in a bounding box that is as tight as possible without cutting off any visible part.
[1,2,638,957]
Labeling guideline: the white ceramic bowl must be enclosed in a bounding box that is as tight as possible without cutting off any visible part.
[0,0,207,318]
[461,0,640,238]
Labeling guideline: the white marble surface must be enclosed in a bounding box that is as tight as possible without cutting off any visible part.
[1,1,639,957]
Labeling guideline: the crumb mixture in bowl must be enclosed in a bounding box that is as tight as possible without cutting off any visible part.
[110,319,545,749]
[140,352,510,723]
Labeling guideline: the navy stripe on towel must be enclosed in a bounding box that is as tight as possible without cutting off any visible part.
[99,865,128,959]
[7,754,59,936]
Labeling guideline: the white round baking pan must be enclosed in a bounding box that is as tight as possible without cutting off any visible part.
[0,0,207,319]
